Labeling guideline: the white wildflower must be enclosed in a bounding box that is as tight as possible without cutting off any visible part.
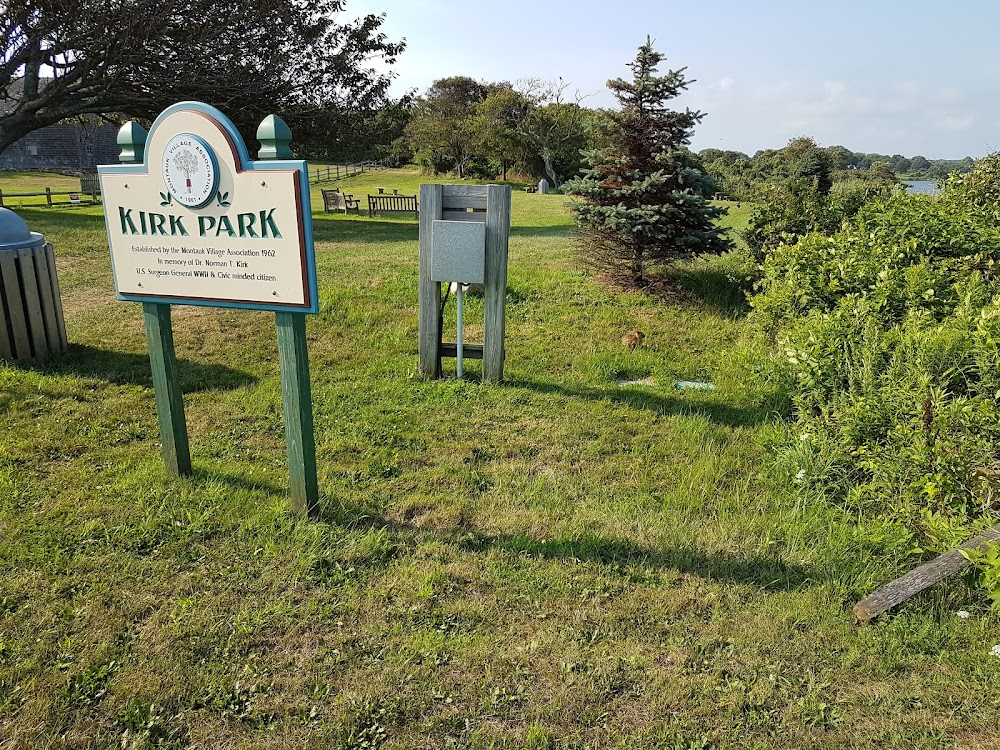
[795,469,807,482]
[956,611,970,619]
[799,433,810,442]
[991,645,1000,658]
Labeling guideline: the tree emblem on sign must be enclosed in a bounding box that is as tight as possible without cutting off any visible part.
[173,149,199,194]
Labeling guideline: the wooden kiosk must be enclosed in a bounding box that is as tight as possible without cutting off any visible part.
[417,183,511,382]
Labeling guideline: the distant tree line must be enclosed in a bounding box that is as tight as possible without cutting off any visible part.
[393,75,615,188]
[699,139,974,201]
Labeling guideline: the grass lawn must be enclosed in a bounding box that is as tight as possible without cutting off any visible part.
[1,167,999,749]
[0,171,93,209]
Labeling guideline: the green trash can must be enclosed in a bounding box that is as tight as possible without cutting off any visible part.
[0,208,68,363]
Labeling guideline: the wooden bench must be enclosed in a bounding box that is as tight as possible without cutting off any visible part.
[524,186,537,193]
[321,189,360,214]
[368,193,418,218]
[375,187,399,195]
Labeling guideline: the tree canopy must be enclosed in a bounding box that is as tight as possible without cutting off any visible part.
[0,0,404,153]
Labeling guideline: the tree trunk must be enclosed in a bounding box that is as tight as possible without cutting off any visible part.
[502,160,508,181]
[543,150,560,190]
[632,247,644,285]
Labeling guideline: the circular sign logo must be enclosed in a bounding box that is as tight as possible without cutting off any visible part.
[162,134,219,209]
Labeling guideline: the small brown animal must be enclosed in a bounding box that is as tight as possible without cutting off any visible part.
[622,330,645,351]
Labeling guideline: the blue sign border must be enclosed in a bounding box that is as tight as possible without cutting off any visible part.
[98,101,319,315]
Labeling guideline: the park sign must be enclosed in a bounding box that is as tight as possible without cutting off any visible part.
[98,101,318,313]
[98,102,320,518]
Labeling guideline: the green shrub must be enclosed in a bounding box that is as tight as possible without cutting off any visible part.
[743,179,896,261]
[752,156,1000,554]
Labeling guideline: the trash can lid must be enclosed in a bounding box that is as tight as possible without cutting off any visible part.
[0,208,45,250]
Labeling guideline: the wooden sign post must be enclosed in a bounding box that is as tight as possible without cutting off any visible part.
[418,184,511,382]
[100,102,319,517]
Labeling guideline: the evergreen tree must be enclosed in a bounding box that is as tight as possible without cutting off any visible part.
[566,38,729,286]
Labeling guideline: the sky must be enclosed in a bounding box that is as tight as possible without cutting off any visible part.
[346,0,1000,159]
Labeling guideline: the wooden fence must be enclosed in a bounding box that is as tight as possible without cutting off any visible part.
[309,157,395,185]
[0,187,101,208]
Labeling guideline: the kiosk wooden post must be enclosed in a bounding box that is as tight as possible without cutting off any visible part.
[418,184,511,382]
[119,123,193,477]
[257,116,319,518]
[418,184,443,378]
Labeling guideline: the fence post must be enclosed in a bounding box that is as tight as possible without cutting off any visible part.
[0,189,4,207]
[45,187,52,207]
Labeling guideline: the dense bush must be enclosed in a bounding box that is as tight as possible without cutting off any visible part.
[752,156,1000,554]
[743,177,896,260]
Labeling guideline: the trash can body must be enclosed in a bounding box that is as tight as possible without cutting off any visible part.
[0,209,68,363]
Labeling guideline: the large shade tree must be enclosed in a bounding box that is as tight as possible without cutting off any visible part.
[567,38,727,286]
[403,76,489,177]
[0,0,404,152]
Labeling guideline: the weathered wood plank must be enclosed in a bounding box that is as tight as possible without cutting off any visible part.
[17,247,48,360]
[440,342,484,360]
[442,185,488,210]
[441,209,487,223]
[0,252,30,360]
[275,311,318,518]
[854,526,1000,622]
[418,184,443,378]
[143,302,192,477]
[442,195,488,210]
[31,245,60,354]
[441,185,489,197]
[45,244,68,351]
[482,185,511,382]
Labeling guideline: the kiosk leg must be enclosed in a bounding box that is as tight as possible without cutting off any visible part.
[456,285,464,379]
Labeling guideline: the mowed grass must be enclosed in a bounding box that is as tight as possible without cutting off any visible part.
[0,171,92,209]
[1,167,999,749]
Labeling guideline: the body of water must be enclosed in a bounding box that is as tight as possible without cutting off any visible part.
[903,179,940,195]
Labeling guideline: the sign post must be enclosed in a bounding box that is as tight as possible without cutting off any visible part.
[257,114,318,517]
[100,102,319,517]
[117,121,193,478]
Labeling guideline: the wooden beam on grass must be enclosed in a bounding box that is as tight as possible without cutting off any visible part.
[854,526,1000,623]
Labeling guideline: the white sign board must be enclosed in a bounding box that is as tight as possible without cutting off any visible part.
[98,103,318,313]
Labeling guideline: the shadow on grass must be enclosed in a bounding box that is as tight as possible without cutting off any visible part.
[9,207,105,230]
[311,217,418,244]
[194,467,288,497]
[659,264,753,319]
[510,376,773,428]
[460,532,816,591]
[310,498,814,592]
[30,344,257,392]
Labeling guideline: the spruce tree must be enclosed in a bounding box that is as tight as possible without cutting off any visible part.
[567,38,729,286]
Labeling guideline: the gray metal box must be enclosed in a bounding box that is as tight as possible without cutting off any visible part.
[431,220,486,284]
